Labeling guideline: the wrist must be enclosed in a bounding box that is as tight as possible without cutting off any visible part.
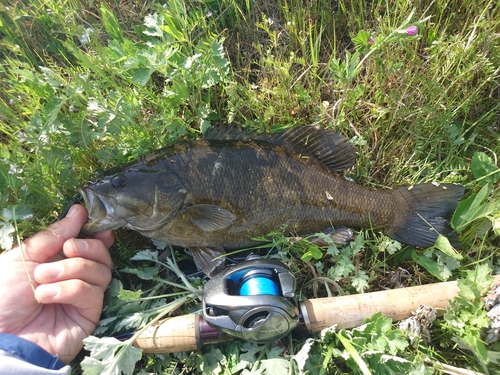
[0,333,67,370]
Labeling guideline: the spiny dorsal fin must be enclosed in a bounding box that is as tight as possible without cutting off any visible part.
[205,125,357,172]
[276,126,357,171]
[204,124,252,141]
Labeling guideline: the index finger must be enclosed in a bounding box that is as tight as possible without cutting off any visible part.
[63,238,114,271]
[20,205,89,263]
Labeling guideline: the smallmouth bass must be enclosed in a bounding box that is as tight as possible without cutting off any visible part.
[79,126,464,276]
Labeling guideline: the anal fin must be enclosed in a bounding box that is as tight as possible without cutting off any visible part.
[309,227,354,247]
[190,246,226,277]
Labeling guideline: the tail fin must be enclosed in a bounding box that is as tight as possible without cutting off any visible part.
[385,183,464,248]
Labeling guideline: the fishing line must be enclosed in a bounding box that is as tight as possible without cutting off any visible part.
[237,269,279,296]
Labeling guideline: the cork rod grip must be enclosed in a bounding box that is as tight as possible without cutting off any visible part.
[134,314,200,353]
[300,275,500,333]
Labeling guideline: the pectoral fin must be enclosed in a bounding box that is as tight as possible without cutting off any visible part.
[182,204,235,232]
[190,246,226,277]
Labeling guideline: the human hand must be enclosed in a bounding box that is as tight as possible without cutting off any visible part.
[0,204,114,363]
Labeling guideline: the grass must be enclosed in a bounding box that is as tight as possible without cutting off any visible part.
[1,0,500,373]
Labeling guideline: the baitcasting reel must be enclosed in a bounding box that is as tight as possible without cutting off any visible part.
[202,256,299,343]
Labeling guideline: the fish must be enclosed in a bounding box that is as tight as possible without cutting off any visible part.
[79,126,464,276]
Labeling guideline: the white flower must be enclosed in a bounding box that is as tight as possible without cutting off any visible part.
[78,27,94,45]
[8,164,22,175]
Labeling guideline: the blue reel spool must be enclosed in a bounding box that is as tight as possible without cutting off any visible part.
[203,257,299,343]
[238,269,279,297]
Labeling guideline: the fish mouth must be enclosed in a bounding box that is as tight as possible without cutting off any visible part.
[79,186,122,235]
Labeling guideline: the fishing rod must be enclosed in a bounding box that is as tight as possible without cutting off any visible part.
[134,256,500,353]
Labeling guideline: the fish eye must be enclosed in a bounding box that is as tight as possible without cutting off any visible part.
[111,174,127,188]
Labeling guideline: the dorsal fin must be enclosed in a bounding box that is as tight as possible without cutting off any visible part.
[275,126,357,171]
[205,125,357,172]
[204,124,254,141]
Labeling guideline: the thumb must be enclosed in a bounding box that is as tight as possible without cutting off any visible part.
[21,205,89,263]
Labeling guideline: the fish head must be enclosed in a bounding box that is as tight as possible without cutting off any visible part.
[79,166,188,235]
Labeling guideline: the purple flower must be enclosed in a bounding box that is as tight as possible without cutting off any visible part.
[406,26,418,36]
[369,36,375,44]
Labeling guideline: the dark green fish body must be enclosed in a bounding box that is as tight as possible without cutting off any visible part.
[80,127,464,276]
[155,141,394,248]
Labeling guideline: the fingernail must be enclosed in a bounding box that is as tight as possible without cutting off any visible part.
[37,284,61,299]
[72,238,88,254]
[66,205,78,218]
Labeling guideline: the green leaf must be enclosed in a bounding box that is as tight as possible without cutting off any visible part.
[352,271,370,293]
[465,263,493,295]
[0,206,34,250]
[160,13,185,42]
[451,183,495,232]
[379,239,402,255]
[100,5,123,43]
[301,244,323,261]
[82,336,142,375]
[336,332,372,375]
[137,266,159,280]
[292,338,315,374]
[349,232,365,254]
[143,13,164,38]
[352,30,372,53]
[434,234,462,260]
[151,239,169,250]
[200,347,225,374]
[326,243,339,256]
[444,122,465,146]
[39,66,66,88]
[337,255,356,276]
[411,250,445,281]
[462,335,488,363]
[130,249,159,262]
[133,68,154,86]
[471,152,500,184]
[435,252,460,281]
[119,289,142,300]
[1,206,33,221]
[240,342,263,363]
[259,358,290,374]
